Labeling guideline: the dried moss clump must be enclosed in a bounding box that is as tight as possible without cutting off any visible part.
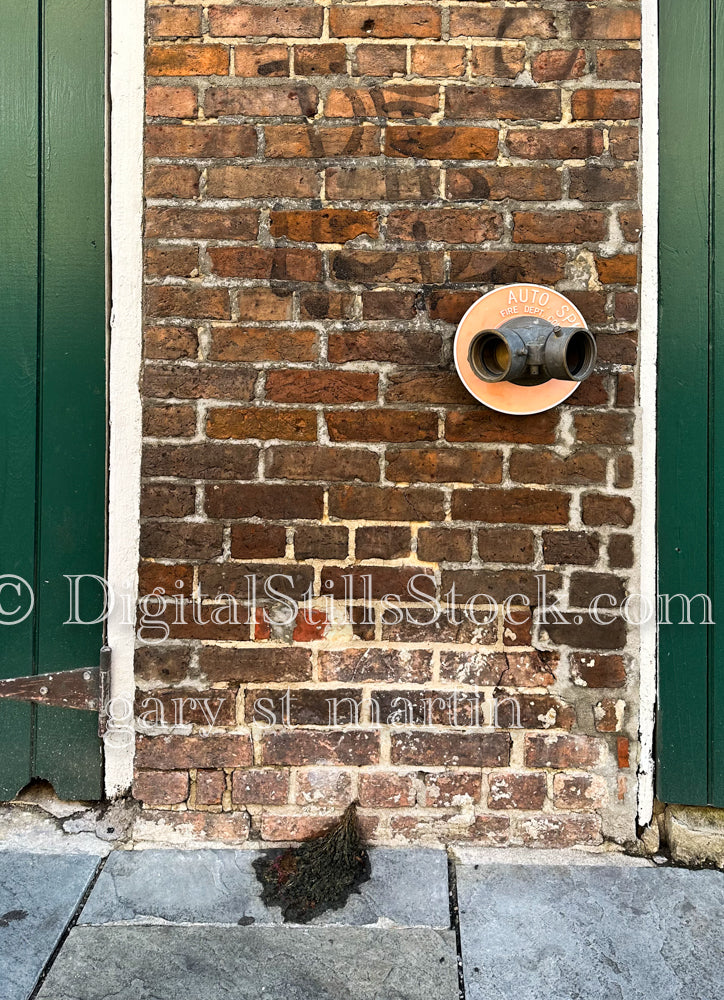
[253,801,371,923]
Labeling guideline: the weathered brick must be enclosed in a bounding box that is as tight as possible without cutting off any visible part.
[387,208,502,243]
[385,125,498,160]
[391,731,511,768]
[207,406,317,441]
[488,772,547,810]
[265,370,378,403]
[507,127,604,160]
[146,124,257,158]
[232,769,290,805]
[205,482,324,520]
[596,253,638,285]
[294,525,349,560]
[230,523,287,559]
[446,166,561,201]
[233,44,289,77]
[319,648,433,683]
[418,527,472,563]
[513,211,607,244]
[294,43,347,76]
[446,86,561,121]
[570,9,641,40]
[265,445,379,483]
[354,44,407,77]
[325,85,440,119]
[449,8,557,39]
[143,403,196,438]
[142,442,257,480]
[148,6,203,40]
[264,124,380,157]
[582,493,635,527]
[146,206,258,241]
[452,488,569,525]
[516,813,602,848]
[356,526,411,560]
[410,44,466,78]
[525,733,605,770]
[205,85,318,118]
[206,166,320,200]
[208,5,324,38]
[147,44,229,77]
[509,450,607,486]
[358,771,416,808]
[543,530,600,566]
[134,770,189,806]
[199,646,312,684]
[146,86,198,119]
[209,327,317,364]
[572,89,640,121]
[608,533,634,569]
[532,48,587,82]
[449,250,566,285]
[569,653,627,689]
[136,734,252,770]
[553,773,608,811]
[597,49,641,82]
[270,209,378,243]
[329,6,441,39]
[478,527,535,565]
[326,165,440,201]
[261,729,380,766]
[471,44,526,78]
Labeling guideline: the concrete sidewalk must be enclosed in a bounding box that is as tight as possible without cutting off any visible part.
[2,846,723,999]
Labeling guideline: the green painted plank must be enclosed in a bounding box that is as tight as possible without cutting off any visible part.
[0,1,40,798]
[33,0,106,800]
[710,0,724,806]
[657,0,712,805]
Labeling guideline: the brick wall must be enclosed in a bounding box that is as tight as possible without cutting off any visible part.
[138,0,642,848]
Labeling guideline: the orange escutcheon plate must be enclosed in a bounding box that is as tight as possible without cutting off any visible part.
[454,283,588,415]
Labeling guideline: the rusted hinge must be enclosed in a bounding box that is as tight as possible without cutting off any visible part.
[0,647,111,736]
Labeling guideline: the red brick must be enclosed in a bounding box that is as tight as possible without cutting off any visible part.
[387,209,502,243]
[478,527,535,564]
[358,771,416,808]
[136,734,252,770]
[143,403,196,438]
[294,525,349,560]
[140,521,223,560]
[386,447,502,484]
[509,449,607,486]
[208,5,324,37]
[144,364,255,401]
[199,646,312,683]
[572,89,640,121]
[362,290,417,320]
[553,773,608,811]
[265,445,379,483]
[328,330,441,366]
[141,484,195,518]
[543,530,600,566]
[488,772,547,810]
[609,125,639,159]
[596,254,638,285]
[142,442,257,480]
[570,653,627,689]
[147,44,229,77]
[532,48,587,82]
[446,86,561,121]
[513,211,607,244]
[146,206,258,241]
[294,43,347,75]
[325,85,440,119]
[238,288,293,322]
[146,85,198,118]
[424,771,482,807]
[265,370,378,403]
[232,769,289,805]
[581,493,635,527]
[597,49,641,82]
[146,124,257,158]
[329,6,441,39]
[353,525,409,560]
[261,729,380,766]
[326,409,437,443]
[609,533,634,569]
[233,44,289,77]
[569,166,637,202]
[386,370,476,405]
[446,409,557,444]
[329,485,444,521]
[146,287,230,321]
[385,125,498,160]
[295,768,353,806]
[471,44,526,78]
[354,44,407,76]
[446,166,561,201]
[270,209,378,243]
[410,44,466,77]
[418,527,472,563]
[145,160,200,197]
[507,127,604,159]
[205,482,324,520]
[525,733,605,769]
[209,327,317,365]
[517,813,602,848]
[264,124,380,157]
[326,166,440,201]
[195,770,226,806]
[207,406,317,441]
[205,85,318,118]
[391,731,511,767]
[319,648,433,683]
[230,523,287,559]
[148,6,203,39]
[133,770,189,806]
[452,487,569,525]
[570,9,641,40]
[449,250,566,285]
[207,166,321,200]
[450,8,557,38]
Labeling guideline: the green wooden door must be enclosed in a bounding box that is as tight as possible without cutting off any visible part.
[0,0,106,800]
[658,0,724,806]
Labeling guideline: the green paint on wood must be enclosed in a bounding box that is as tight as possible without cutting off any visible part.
[658,0,724,807]
[0,0,106,800]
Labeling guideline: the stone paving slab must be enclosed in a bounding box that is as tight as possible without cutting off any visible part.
[78,847,450,928]
[35,924,459,1000]
[456,863,724,1000]
[0,852,101,1000]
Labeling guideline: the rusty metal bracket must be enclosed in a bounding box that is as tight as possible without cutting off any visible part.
[0,646,112,736]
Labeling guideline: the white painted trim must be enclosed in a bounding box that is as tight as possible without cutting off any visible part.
[105,0,145,796]
[637,0,659,827]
